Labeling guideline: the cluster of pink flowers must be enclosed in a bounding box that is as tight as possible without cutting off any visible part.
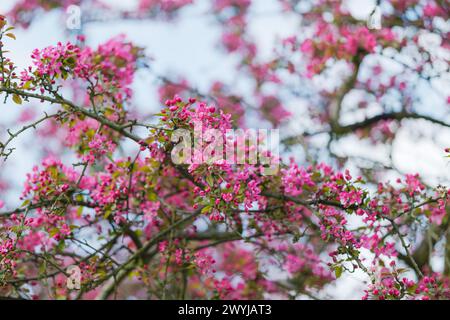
[22,36,142,106]
[157,80,247,126]
[428,197,448,225]
[0,237,17,280]
[65,118,100,147]
[0,238,13,256]
[80,35,142,102]
[319,206,357,246]
[193,251,217,275]
[259,96,291,127]
[213,0,254,58]
[364,266,450,300]
[295,24,396,77]
[278,0,401,79]
[21,156,79,202]
[158,78,189,102]
[281,243,332,281]
[403,174,426,196]
[161,96,232,132]
[281,162,315,196]
[29,42,81,79]
[219,243,258,280]
[360,233,397,259]
[83,133,116,164]
[8,0,192,28]
[138,0,193,13]
[8,0,81,27]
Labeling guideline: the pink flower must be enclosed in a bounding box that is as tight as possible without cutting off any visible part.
[300,39,314,54]
[281,162,315,196]
[221,193,233,202]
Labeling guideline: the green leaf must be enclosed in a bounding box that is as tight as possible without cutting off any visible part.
[76,206,83,217]
[12,94,22,105]
[147,192,157,201]
[5,33,16,40]
[396,268,408,275]
[49,228,59,237]
[21,199,30,207]
[23,81,32,89]
[201,206,212,214]
[62,103,72,111]
[104,209,112,219]
[206,175,214,187]
[334,265,343,279]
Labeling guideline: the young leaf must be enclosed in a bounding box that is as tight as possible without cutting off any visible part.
[201,206,212,214]
[5,33,16,40]
[334,265,343,279]
[12,94,22,105]
[206,175,214,187]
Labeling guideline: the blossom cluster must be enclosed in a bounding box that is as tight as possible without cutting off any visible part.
[20,36,143,108]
